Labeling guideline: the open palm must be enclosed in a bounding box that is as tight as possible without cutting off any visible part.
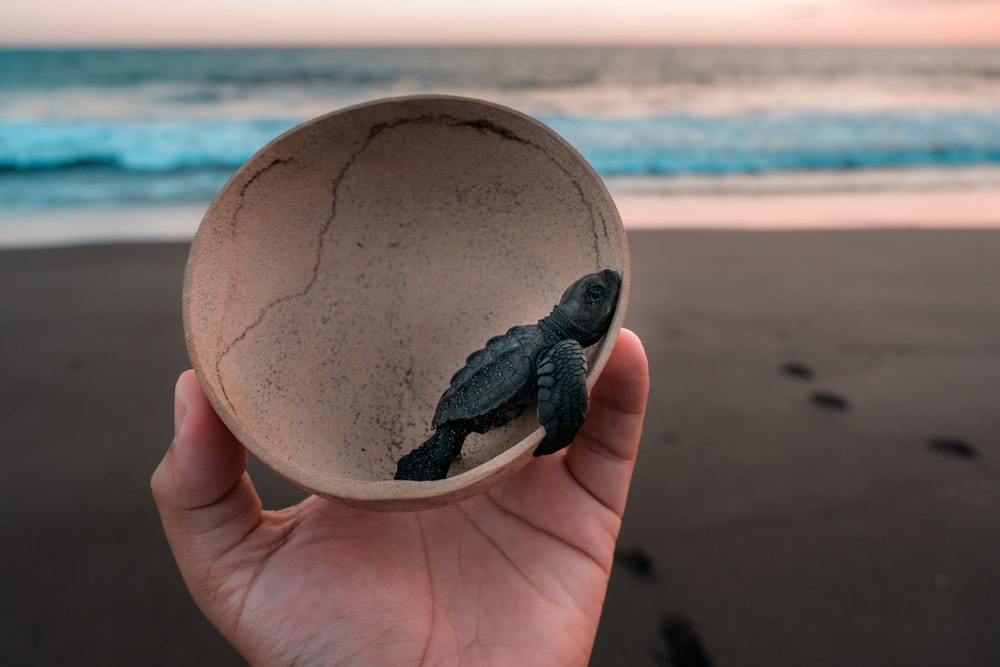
[152,330,648,666]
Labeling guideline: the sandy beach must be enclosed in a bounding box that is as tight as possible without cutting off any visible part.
[2,225,999,665]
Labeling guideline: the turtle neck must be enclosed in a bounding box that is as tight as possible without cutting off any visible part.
[538,306,595,346]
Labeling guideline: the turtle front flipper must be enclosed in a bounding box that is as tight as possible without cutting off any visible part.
[395,422,471,481]
[534,339,589,456]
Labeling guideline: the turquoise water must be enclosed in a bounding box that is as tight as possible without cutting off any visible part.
[2,46,999,211]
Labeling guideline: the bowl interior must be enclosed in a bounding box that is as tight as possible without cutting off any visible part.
[183,96,629,510]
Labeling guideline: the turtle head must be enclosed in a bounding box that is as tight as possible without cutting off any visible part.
[555,269,622,346]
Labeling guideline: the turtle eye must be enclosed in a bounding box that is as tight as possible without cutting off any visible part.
[585,284,607,306]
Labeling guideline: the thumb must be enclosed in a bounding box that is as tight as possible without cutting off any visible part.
[151,370,262,573]
[565,328,649,515]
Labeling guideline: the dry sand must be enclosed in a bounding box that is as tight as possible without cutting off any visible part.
[1,228,999,666]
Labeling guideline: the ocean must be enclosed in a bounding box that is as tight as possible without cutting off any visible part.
[2,46,999,240]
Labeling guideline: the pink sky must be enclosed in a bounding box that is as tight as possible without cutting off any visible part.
[3,0,999,46]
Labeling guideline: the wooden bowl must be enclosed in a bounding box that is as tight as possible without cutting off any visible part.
[183,95,629,511]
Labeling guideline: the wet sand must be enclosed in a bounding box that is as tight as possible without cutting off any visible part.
[2,229,999,665]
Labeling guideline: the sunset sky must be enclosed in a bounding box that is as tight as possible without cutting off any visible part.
[3,0,999,46]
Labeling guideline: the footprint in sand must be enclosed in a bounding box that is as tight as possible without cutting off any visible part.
[811,391,850,412]
[654,614,715,667]
[781,361,815,380]
[611,551,714,666]
[778,363,852,412]
[614,547,655,579]
[929,437,977,460]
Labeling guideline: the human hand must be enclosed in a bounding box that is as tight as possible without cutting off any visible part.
[151,329,648,666]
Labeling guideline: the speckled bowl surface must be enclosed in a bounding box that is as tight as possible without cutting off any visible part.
[183,95,629,511]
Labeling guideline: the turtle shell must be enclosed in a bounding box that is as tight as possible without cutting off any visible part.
[431,324,545,431]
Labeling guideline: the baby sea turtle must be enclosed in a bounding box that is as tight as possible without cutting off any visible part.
[395,269,622,481]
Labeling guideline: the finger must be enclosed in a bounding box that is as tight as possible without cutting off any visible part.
[565,328,649,515]
[151,370,262,569]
